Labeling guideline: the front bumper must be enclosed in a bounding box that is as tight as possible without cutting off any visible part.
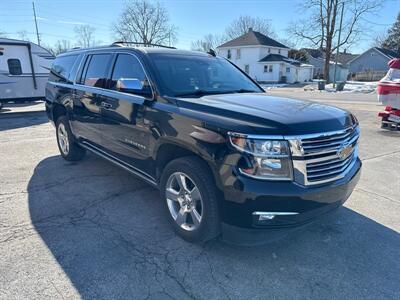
[219,158,361,228]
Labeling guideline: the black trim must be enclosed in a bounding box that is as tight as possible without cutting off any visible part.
[0,97,44,102]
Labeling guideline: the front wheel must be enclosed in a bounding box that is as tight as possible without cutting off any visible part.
[56,116,86,161]
[160,156,221,243]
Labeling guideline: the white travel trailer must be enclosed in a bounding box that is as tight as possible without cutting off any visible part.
[0,38,54,108]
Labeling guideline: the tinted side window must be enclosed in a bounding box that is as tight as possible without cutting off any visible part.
[49,55,78,83]
[83,54,111,88]
[110,54,147,89]
[8,59,22,75]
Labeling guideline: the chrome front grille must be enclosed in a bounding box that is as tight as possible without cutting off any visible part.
[287,126,360,185]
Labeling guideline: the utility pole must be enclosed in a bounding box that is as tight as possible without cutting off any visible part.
[32,1,40,45]
[333,2,344,88]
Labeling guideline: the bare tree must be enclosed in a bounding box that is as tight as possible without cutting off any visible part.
[74,25,96,48]
[288,49,308,62]
[191,34,228,52]
[113,0,177,46]
[48,40,72,56]
[372,31,387,48]
[0,29,7,38]
[17,30,30,41]
[288,0,381,81]
[225,15,275,39]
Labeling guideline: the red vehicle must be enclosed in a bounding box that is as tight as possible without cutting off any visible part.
[378,58,400,130]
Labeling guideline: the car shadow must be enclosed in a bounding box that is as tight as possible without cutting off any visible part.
[0,111,48,131]
[377,129,400,137]
[28,155,400,299]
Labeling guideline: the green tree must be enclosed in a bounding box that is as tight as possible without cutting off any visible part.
[381,13,400,53]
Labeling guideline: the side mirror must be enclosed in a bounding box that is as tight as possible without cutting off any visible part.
[116,78,144,92]
[116,78,153,99]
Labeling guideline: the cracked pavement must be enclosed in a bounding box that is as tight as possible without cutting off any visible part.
[0,97,399,300]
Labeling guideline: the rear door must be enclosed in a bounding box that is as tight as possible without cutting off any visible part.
[99,52,155,175]
[71,53,112,147]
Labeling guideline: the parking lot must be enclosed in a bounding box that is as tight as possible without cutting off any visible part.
[0,93,399,299]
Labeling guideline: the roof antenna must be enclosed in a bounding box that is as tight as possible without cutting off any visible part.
[207,49,216,57]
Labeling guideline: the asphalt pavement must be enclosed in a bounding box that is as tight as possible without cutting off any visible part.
[0,96,399,300]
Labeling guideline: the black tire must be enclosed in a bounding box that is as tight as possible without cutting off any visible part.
[56,115,86,161]
[160,156,221,243]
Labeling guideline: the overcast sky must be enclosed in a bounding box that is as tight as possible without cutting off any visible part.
[1,0,399,53]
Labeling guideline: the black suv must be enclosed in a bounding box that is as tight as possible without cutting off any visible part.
[45,44,361,242]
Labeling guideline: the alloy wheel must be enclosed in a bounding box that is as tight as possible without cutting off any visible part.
[57,123,69,155]
[165,172,203,231]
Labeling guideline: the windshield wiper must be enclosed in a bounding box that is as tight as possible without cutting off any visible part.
[174,89,259,98]
[174,90,227,97]
[228,89,258,93]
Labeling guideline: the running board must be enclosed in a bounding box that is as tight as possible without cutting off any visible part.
[79,141,158,187]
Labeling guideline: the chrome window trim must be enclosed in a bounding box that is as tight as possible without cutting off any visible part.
[70,50,155,100]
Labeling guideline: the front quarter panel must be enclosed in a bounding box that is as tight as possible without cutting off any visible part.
[146,99,231,189]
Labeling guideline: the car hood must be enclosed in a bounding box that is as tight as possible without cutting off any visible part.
[175,93,356,135]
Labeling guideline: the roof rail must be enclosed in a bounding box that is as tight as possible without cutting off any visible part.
[111,41,176,49]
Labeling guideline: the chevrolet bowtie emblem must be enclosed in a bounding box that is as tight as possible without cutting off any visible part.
[338,144,353,159]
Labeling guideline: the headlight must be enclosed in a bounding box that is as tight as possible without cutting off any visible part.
[229,133,293,180]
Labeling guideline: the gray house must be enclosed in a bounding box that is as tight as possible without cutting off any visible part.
[302,48,356,81]
[348,47,399,80]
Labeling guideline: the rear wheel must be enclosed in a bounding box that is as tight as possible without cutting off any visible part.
[56,116,86,161]
[160,156,220,242]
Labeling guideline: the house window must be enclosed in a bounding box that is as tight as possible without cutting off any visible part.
[227,49,231,59]
[286,67,290,73]
[236,49,241,59]
[244,64,250,74]
[264,65,273,72]
[8,59,22,75]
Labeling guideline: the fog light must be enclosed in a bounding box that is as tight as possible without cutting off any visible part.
[253,211,299,222]
[259,213,275,220]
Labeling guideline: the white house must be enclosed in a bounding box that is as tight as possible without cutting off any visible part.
[217,28,313,83]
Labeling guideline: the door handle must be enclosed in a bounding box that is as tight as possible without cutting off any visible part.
[101,101,112,109]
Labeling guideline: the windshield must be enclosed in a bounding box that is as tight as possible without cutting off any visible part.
[148,54,263,97]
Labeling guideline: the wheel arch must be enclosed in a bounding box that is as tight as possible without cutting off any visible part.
[154,140,224,192]
[52,103,67,123]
